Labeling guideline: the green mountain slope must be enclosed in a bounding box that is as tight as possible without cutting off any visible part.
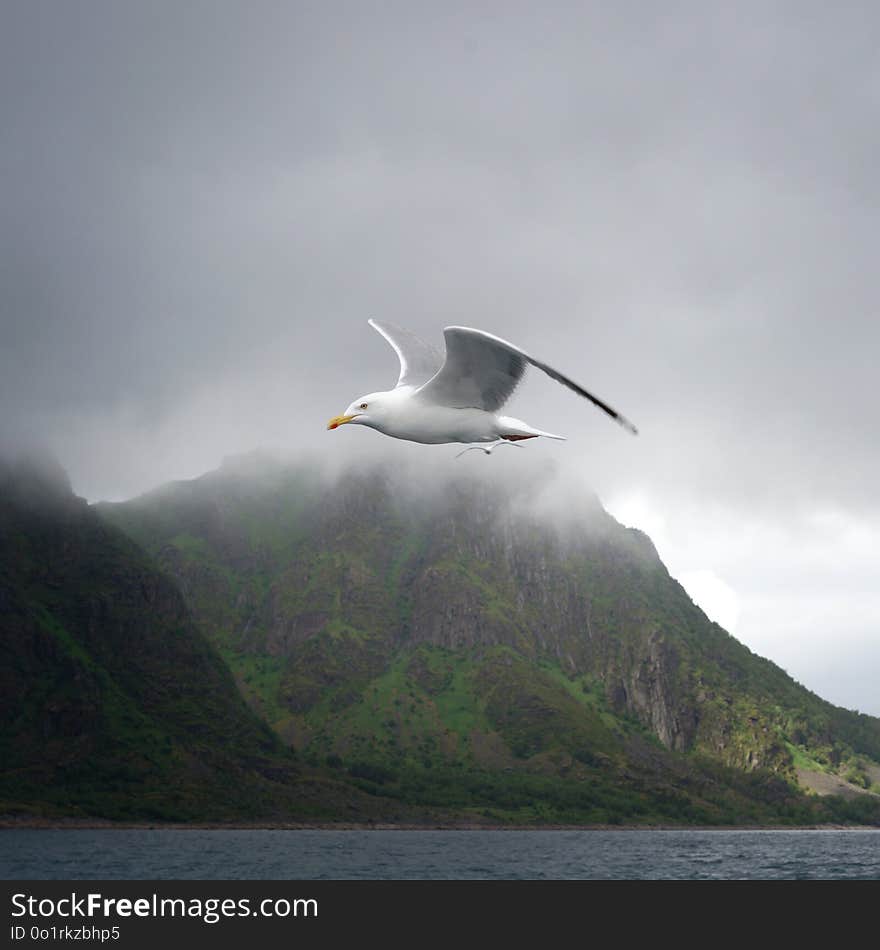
[0,454,392,822]
[97,452,880,825]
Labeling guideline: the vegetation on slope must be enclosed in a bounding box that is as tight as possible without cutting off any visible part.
[0,454,391,822]
[95,453,880,824]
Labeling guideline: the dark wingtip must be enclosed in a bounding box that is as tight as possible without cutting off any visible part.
[618,415,639,436]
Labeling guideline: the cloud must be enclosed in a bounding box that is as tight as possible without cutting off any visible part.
[2,2,878,711]
[607,489,880,714]
[676,569,741,636]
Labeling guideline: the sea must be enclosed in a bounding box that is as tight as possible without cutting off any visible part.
[2,828,879,880]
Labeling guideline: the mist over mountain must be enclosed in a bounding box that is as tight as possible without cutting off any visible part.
[0,452,406,822]
[2,446,878,824]
[5,2,880,820]
[88,449,880,825]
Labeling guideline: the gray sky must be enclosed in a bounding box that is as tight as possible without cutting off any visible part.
[3,1,878,713]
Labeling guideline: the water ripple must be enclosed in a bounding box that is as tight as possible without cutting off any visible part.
[2,829,879,880]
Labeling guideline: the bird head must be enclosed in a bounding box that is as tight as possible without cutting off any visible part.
[326,392,388,431]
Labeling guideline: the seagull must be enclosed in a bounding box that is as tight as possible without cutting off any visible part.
[327,320,638,456]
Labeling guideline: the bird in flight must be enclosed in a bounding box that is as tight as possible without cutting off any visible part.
[327,320,638,456]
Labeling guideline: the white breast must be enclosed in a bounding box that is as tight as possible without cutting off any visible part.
[380,398,497,445]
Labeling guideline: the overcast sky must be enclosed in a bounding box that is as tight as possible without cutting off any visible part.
[3,2,878,714]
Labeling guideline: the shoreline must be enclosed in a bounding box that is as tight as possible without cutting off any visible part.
[2,817,877,832]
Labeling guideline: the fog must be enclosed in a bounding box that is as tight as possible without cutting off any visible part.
[2,2,878,712]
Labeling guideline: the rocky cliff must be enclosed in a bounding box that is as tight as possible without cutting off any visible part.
[0,453,386,821]
[96,452,880,823]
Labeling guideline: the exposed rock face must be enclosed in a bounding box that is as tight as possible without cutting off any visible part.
[17,452,880,824]
[98,454,880,785]
[610,632,696,751]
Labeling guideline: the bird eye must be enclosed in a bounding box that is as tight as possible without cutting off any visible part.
[359,403,368,409]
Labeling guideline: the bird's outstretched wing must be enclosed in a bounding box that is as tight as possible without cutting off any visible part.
[415,326,638,435]
[368,319,445,389]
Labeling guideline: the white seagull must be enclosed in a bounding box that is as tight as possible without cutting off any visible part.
[327,320,638,455]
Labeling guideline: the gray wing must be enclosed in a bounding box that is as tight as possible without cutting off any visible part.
[368,319,445,389]
[416,326,639,434]
[414,327,528,412]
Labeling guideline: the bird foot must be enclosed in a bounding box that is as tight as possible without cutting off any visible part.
[455,439,523,459]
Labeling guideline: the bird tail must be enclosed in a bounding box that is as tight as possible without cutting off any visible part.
[496,416,567,441]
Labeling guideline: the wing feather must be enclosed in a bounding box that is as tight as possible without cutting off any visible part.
[368,319,445,389]
[416,326,638,434]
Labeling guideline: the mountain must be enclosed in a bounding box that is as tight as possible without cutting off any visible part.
[0,452,399,822]
[95,451,880,826]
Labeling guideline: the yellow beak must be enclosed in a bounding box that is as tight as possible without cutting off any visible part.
[327,414,356,430]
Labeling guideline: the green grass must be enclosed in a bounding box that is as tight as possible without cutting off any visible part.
[87,455,880,826]
[219,647,287,726]
[537,661,628,734]
[431,660,489,738]
[786,740,829,773]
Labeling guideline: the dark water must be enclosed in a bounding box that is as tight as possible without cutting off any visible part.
[1,829,878,880]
